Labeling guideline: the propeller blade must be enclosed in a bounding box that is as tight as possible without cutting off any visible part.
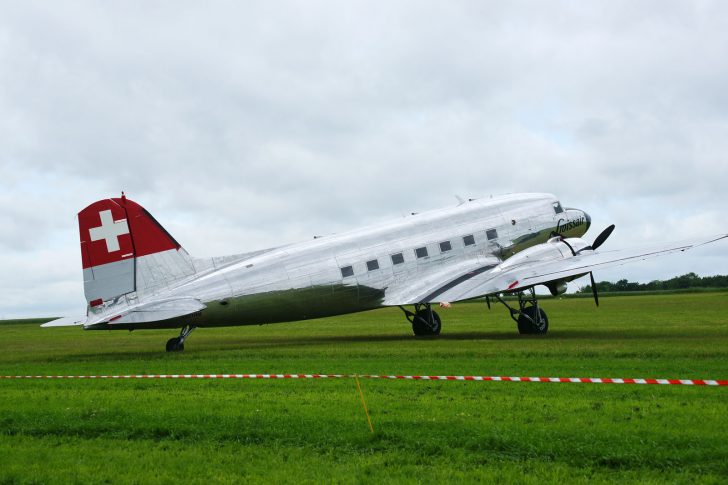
[592,224,615,250]
[590,272,599,307]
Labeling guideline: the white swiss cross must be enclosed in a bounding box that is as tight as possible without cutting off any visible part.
[89,210,130,253]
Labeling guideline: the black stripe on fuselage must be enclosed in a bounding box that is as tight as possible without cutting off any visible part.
[420,264,497,303]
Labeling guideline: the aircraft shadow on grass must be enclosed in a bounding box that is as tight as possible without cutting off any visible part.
[45,329,703,362]
[209,331,702,350]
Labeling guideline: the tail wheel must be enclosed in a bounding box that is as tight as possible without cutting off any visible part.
[412,309,441,336]
[166,337,184,352]
[517,306,548,335]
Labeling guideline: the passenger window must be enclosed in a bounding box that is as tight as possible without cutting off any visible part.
[439,241,452,252]
[391,253,404,265]
[366,259,379,271]
[415,247,428,258]
[463,234,475,246]
[340,266,354,278]
[553,202,564,214]
[486,229,498,240]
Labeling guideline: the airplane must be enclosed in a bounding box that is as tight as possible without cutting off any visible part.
[44,192,727,352]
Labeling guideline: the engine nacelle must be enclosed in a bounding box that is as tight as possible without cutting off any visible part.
[546,280,568,296]
[496,236,593,295]
[499,236,591,271]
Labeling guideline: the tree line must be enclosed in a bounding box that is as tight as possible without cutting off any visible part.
[577,272,728,293]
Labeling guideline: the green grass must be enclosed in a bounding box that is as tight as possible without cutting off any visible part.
[1,293,728,483]
[566,287,728,298]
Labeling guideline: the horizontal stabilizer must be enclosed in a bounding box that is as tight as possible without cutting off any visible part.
[41,316,87,327]
[108,298,206,325]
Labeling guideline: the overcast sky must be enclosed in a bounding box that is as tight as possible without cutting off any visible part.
[1,1,727,318]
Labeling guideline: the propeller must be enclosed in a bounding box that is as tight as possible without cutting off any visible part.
[585,224,614,306]
[551,223,615,306]
[591,224,615,250]
[589,272,599,307]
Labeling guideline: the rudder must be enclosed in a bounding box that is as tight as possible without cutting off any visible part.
[79,193,195,308]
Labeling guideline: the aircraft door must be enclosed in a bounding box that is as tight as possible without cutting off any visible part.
[502,214,541,258]
[480,209,511,260]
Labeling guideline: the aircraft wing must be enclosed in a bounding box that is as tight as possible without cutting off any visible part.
[385,234,727,305]
[382,255,501,305]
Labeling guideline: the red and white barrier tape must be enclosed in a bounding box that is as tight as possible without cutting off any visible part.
[1,374,726,386]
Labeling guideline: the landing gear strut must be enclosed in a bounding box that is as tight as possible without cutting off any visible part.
[494,288,549,335]
[399,303,441,336]
[166,325,196,352]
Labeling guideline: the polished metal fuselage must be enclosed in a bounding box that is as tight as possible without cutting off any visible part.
[90,193,589,330]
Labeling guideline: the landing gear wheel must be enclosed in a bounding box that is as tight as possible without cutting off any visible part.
[166,337,184,352]
[517,306,548,335]
[165,325,196,352]
[412,309,441,336]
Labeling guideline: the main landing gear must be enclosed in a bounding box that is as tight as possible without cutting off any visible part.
[399,303,441,336]
[400,290,549,337]
[492,288,549,335]
[166,325,196,352]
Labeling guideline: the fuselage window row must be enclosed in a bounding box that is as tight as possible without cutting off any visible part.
[340,232,482,277]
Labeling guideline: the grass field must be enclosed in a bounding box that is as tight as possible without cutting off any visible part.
[1,293,728,483]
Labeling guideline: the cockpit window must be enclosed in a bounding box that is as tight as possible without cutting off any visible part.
[553,202,564,214]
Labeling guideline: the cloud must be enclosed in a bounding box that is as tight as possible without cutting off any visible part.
[1,1,727,317]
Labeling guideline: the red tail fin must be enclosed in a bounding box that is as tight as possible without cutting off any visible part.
[79,194,180,270]
[79,195,189,306]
